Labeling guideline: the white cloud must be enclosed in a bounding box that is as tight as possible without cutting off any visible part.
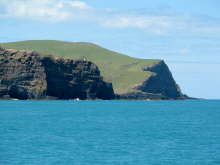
[0,0,92,21]
[102,15,175,34]
[0,0,220,35]
[68,1,90,9]
[102,13,220,35]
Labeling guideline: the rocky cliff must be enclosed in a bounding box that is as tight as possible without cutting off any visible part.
[139,61,185,99]
[119,61,187,100]
[0,46,188,100]
[0,48,115,100]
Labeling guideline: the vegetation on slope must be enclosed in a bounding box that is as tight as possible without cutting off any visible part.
[1,40,160,94]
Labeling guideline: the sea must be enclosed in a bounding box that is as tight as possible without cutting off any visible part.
[0,100,220,165]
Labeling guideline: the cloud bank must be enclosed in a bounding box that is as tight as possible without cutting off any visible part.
[1,0,220,35]
[0,0,91,21]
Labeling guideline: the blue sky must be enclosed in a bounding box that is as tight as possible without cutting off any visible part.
[0,0,220,98]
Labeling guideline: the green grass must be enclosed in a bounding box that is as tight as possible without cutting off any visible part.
[1,40,161,94]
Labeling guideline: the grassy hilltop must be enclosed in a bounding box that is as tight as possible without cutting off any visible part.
[1,40,160,94]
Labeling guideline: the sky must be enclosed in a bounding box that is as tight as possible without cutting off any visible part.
[0,0,220,99]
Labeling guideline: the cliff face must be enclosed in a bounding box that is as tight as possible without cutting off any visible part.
[41,56,115,100]
[0,47,187,100]
[0,48,115,100]
[119,61,186,100]
[0,48,47,99]
[138,61,184,99]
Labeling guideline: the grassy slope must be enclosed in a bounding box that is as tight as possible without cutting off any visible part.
[1,40,160,94]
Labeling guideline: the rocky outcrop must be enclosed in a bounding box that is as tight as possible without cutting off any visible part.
[0,48,47,99]
[138,61,186,99]
[0,48,115,100]
[0,47,188,100]
[119,61,188,100]
[41,56,115,100]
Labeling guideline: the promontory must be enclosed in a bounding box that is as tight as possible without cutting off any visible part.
[0,40,188,100]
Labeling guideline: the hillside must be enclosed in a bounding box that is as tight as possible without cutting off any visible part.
[1,40,160,94]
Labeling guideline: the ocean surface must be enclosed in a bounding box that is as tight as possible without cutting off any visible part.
[0,100,220,165]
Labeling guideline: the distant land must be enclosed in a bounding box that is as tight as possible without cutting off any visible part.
[0,40,189,100]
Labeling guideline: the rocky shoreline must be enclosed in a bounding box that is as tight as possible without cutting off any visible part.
[0,47,188,100]
[0,48,115,100]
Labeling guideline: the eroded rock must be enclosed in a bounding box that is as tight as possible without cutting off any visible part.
[0,48,115,100]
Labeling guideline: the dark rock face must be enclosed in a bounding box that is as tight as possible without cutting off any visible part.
[0,49,47,99]
[137,61,185,99]
[41,56,115,100]
[118,60,187,100]
[0,48,115,100]
[0,47,187,100]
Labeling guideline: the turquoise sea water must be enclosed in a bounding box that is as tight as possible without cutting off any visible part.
[0,100,220,165]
